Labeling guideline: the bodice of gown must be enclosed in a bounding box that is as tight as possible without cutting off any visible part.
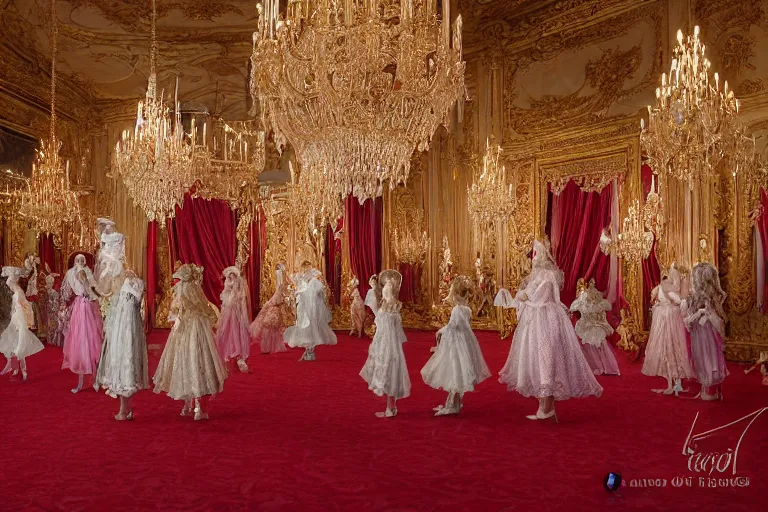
[118,277,144,304]
[655,284,681,306]
[373,310,407,344]
[364,289,379,314]
[570,291,611,323]
[10,291,33,329]
[438,305,471,335]
[99,233,125,268]
[515,269,562,310]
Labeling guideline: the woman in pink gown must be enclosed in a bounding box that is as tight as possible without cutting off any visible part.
[250,264,288,354]
[682,262,728,401]
[215,267,251,372]
[61,254,103,393]
[642,264,694,395]
[499,239,602,422]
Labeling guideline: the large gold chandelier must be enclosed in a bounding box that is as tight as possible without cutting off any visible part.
[600,200,654,264]
[114,0,192,222]
[18,0,81,241]
[468,137,516,229]
[250,0,466,204]
[393,228,430,265]
[641,26,755,186]
[190,119,267,205]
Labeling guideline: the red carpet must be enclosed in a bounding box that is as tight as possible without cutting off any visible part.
[0,330,765,511]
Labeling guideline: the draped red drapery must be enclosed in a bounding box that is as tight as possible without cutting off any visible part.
[145,220,159,331]
[758,187,768,314]
[37,233,60,277]
[325,219,343,305]
[641,165,662,328]
[172,193,237,306]
[399,263,421,304]
[547,180,613,306]
[246,208,266,318]
[345,196,382,298]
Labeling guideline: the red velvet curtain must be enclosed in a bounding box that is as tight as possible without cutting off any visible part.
[324,218,343,305]
[172,193,237,306]
[246,208,266,318]
[345,196,382,297]
[399,263,420,304]
[758,187,768,314]
[38,233,60,276]
[641,165,662,327]
[145,221,159,331]
[548,180,613,306]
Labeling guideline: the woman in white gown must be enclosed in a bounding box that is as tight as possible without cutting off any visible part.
[95,218,126,298]
[499,240,603,422]
[283,262,337,361]
[95,271,148,420]
[0,266,44,381]
[570,279,620,376]
[421,275,490,416]
[360,270,411,418]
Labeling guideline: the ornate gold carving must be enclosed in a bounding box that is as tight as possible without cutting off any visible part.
[541,153,627,194]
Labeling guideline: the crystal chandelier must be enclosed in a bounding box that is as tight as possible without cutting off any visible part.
[393,228,430,265]
[640,26,755,186]
[18,0,81,242]
[250,0,466,204]
[468,137,516,229]
[114,0,193,223]
[600,200,654,264]
[190,119,267,205]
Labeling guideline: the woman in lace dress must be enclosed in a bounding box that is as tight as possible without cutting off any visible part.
[283,262,337,361]
[570,279,620,376]
[250,264,288,354]
[682,263,728,401]
[0,267,44,381]
[642,264,694,395]
[360,270,411,418]
[499,240,603,422]
[44,272,61,346]
[421,275,490,416]
[95,271,148,420]
[154,264,228,420]
[215,267,251,372]
[348,276,367,338]
[62,255,103,394]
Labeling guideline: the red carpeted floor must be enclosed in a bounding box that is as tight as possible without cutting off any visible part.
[0,330,766,511]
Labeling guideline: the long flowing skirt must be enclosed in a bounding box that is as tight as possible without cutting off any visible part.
[0,317,44,360]
[581,342,620,376]
[360,313,410,399]
[95,298,148,397]
[688,323,728,388]
[421,326,491,393]
[250,302,286,354]
[216,310,251,361]
[284,316,337,349]
[642,304,694,380]
[499,303,603,400]
[153,317,227,401]
[62,297,103,375]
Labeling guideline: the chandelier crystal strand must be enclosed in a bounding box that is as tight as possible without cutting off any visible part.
[601,200,654,264]
[114,0,193,222]
[18,0,81,242]
[640,26,757,187]
[468,137,516,229]
[250,0,466,204]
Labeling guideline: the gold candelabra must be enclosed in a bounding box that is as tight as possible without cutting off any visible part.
[468,137,516,228]
[18,0,82,241]
[393,228,430,265]
[249,0,466,205]
[113,0,193,223]
[641,26,757,187]
[601,200,654,264]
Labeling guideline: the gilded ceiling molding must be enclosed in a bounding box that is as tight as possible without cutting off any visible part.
[539,152,628,194]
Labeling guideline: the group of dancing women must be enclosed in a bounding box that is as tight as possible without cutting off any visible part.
[0,218,729,421]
